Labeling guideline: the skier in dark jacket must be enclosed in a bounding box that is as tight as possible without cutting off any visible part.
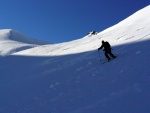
[98,40,116,61]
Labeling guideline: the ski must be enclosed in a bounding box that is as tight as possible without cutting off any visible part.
[101,60,110,64]
[101,56,117,64]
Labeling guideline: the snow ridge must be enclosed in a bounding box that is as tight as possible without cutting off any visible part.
[14,5,150,56]
[0,29,50,56]
[0,29,50,44]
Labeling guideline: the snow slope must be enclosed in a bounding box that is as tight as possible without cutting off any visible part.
[0,29,50,56]
[13,5,150,56]
[0,5,150,113]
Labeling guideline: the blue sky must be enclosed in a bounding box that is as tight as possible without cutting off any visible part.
[0,0,149,43]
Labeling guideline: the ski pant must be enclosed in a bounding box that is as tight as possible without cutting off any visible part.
[104,50,116,60]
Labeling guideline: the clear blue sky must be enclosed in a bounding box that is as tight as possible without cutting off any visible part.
[0,0,149,43]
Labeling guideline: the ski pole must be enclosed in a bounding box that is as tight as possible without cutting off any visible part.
[98,50,102,61]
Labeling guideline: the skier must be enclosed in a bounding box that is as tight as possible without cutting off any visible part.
[98,40,116,61]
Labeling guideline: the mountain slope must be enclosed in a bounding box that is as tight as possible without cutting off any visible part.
[0,29,50,56]
[14,5,150,57]
[0,5,150,113]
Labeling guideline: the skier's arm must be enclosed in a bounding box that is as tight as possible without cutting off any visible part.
[98,45,103,50]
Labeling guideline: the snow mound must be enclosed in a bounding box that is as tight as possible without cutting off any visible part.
[0,29,50,56]
[0,29,50,44]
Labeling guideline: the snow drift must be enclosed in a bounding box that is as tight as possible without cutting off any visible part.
[0,5,150,113]
[0,29,50,56]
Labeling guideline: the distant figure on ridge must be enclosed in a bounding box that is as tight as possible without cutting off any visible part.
[87,31,97,36]
[91,31,97,35]
[98,40,116,61]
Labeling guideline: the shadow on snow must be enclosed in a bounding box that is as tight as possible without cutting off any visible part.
[0,40,150,113]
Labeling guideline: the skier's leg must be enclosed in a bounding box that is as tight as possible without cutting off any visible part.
[109,51,116,58]
[105,51,111,61]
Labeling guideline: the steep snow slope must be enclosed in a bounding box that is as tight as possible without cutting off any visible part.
[0,29,50,56]
[0,5,150,113]
[14,5,150,56]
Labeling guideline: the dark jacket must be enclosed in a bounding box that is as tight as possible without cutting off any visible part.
[98,41,111,52]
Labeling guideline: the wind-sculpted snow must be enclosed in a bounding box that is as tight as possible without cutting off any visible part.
[0,5,150,113]
[0,29,50,56]
[0,29,50,44]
